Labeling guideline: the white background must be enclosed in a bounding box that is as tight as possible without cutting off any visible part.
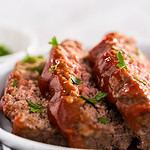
[0,0,150,47]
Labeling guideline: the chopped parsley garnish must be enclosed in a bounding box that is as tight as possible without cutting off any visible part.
[30,66,44,74]
[12,79,18,87]
[27,100,43,113]
[81,91,107,105]
[134,77,147,86]
[0,44,12,56]
[80,95,97,105]
[98,117,109,124]
[36,55,44,59]
[71,75,81,85]
[49,36,58,47]
[48,64,58,73]
[95,91,108,101]
[23,55,44,63]
[117,51,127,69]
[23,55,37,63]
[112,45,133,61]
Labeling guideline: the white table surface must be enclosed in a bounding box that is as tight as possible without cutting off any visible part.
[0,0,150,48]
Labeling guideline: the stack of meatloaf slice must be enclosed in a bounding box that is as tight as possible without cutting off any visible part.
[1,33,150,150]
[39,40,134,149]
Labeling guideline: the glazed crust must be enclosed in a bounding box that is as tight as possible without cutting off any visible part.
[39,40,133,149]
[90,32,150,149]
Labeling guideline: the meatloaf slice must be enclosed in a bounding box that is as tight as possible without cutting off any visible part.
[90,32,150,150]
[39,40,133,149]
[1,55,66,146]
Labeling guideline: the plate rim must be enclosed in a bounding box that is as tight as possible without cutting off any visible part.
[0,127,84,150]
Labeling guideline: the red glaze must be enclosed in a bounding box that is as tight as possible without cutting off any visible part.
[39,40,112,148]
[90,32,150,134]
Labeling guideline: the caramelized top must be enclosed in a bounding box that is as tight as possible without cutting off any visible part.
[90,32,150,133]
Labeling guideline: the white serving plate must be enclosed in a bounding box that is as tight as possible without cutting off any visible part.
[0,39,149,150]
[0,115,81,150]
[0,26,37,63]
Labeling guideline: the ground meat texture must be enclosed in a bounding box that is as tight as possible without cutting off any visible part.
[39,40,133,149]
[1,57,66,146]
[89,32,150,149]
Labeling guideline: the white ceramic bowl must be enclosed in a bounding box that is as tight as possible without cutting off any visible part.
[0,39,149,150]
[0,116,81,150]
[0,45,50,96]
[0,26,37,63]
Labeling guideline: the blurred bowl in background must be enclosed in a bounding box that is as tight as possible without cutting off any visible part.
[0,26,37,63]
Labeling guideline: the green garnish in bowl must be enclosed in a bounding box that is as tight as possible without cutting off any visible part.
[0,44,12,56]
[22,55,44,63]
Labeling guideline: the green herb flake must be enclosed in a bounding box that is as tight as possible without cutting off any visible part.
[49,36,58,47]
[71,75,81,85]
[134,77,147,86]
[31,66,44,74]
[80,91,107,105]
[95,91,108,101]
[23,55,44,64]
[27,100,43,113]
[12,79,18,87]
[0,44,12,56]
[23,55,36,63]
[37,55,44,59]
[117,51,127,69]
[80,95,97,105]
[48,64,58,73]
[98,117,109,124]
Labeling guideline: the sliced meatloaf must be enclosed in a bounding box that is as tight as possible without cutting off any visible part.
[1,55,66,146]
[90,32,150,150]
[39,40,134,149]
